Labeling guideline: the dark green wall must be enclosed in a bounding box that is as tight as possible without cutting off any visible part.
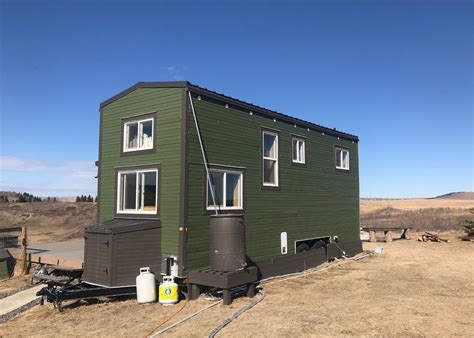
[98,85,360,273]
[185,95,360,271]
[99,88,182,256]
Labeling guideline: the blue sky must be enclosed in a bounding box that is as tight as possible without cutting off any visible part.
[0,0,473,198]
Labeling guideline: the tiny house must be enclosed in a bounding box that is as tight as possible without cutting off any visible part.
[88,81,361,285]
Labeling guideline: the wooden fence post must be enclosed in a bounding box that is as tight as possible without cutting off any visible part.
[14,227,28,276]
[369,231,377,242]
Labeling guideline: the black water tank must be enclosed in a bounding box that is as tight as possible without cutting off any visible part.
[209,214,246,272]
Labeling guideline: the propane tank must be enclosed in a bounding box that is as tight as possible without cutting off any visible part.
[159,275,178,305]
[136,267,157,304]
[159,257,179,305]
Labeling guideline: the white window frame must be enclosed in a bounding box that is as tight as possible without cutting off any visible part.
[206,168,243,211]
[262,130,279,187]
[123,117,154,152]
[116,168,158,214]
[292,137,306,164]
[335,147,350,170]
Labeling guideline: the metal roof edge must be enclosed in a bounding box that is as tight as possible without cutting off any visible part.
[99,81,359,142]
[187,83,359,142]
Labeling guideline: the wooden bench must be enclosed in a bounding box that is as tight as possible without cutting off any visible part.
[361,227,411,243]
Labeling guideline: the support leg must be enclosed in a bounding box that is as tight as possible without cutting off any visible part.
[189,284,200,300]
[223,289,232,305]
[187,284,192,300]
[385,230,393,243]
[369,231,377,242]
[246,283,256,298]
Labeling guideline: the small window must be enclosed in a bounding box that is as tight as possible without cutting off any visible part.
[207,169,243,210]
[292,137,305,164]
[335,147,350,170]
[262,130,279,186]
[123,118,154,152]
[117,168,158,214]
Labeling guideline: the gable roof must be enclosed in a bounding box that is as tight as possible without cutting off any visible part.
[100,81,358,142]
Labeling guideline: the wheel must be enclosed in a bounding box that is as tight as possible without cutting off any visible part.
[296,243,310,253]
[311,240,326,250]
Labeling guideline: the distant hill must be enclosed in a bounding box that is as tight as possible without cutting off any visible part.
[431,192,474,200]
[0,201,97,244]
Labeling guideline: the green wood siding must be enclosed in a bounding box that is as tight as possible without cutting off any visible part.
[185,96,360,271]
[99,88,182,255]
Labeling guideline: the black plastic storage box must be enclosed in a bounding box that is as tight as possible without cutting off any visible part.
[83,219,161,287]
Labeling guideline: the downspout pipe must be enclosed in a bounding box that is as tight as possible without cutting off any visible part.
[188,91,219,215]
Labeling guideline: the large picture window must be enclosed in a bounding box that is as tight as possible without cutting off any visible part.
[292,137,306,164]
[117,168,158,214]
[335,147,350,170]
[123,117,154,152]
[262,130,279,186]
[207,169,243,210]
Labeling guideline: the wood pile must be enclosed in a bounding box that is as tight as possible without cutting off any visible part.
[417,232,450,243]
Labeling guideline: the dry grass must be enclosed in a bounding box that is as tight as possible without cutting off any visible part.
[362,207,474,231]
[361,199,474,232]
[1,199,472,244]
[0,275,32,293]
[360,198,474,213]
[1,199,472,336]
[1,237,472,337]
[0,202,96,244]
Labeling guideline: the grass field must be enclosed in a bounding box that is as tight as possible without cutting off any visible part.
[361,198,474,232]
[1,235,472,336]
[0,196,473,336]
[1,196,473,244]
[0,202,96,244]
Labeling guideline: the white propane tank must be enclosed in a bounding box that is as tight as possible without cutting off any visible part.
[136,267,157,304]
[159,276,179,305]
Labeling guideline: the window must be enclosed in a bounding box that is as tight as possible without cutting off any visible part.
[117,168,158,214]
[335,147,350,170]
[262,130,279,186]
[123,117,154,152]
[292,137,306,164]
[207,169,243,210]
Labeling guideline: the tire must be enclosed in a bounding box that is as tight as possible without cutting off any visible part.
[311,240,326,250]
[296,243,310,253]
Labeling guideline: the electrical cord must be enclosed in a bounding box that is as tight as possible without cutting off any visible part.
[146,300,188,338]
